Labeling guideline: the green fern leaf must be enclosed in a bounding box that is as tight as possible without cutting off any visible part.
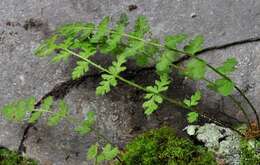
[132,16,150,37]
[156,50,178,74]
[183,91,202,107]
[187,112,199,123]
[57,23,95,40]
[96,55,127,96]
[207,79,235,96]
[1,98,36,122]
[184,59,206,80]
[78,42,97,57]
[51,50,71,63]
[136,39,160,66]
[75,111,95,135]
[29,96,53,123]
[41,96,53,111]
[117,13,129,26]
[72,61,89,80]
[143,75,170,115]
[87,143,99,160]
[47,100,69,126]
[184,35,204,55]
[90,16,110,43]
[28,111,42,124]
[34,35,58,57]
[96,74,117,96]
[97,144,119,163]
[165,34,187,49]
[26,97,36,112]
[100,23,125,54]
[216,58,238,75]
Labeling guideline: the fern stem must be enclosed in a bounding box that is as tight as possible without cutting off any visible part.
[170,64,251,128]
[64,48,244,137]
[202,78,252,129]
[33,107,123,162]
[114,30,259,129]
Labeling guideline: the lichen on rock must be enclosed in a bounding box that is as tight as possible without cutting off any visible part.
[185,123,241,165]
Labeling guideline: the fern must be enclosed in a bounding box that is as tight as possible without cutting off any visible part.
[1,97,35,122]
[75,111,95,135]
[57,22,95,41]
[143,75,170,115]
[184,35,204,55]
[34,35,58,57]
[207,58,237,96]
[156,34,187,74]
[100,23,125,54]
[184,59,206,80]
[216,58,238,75]
[87,143,119,164]
[208,78,235,96]
[183,91,202,108]
[96,144,119,163]
[187,112,199,124]
[47,100,69,126]
[96,55,126,95]
[87,143,99,160]
[29,96,53,123]
[90,16,110,43]
[72,61,89,80]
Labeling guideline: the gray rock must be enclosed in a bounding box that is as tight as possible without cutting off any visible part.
[185,123,241,165]
[1,0,260,164]
[183,41,260,121]
[23,71,187,164]
[23,79,137,164]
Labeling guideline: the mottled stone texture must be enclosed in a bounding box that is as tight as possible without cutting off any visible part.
[1,0,260,164]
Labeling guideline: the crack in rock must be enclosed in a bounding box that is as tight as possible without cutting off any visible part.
[17,36,260,154]
[17,73,100,154]
[176,36,260,64]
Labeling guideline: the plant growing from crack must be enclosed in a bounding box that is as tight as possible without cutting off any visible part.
[1,14,260,164]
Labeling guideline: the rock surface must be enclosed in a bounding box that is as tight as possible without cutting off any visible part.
[0,0,260,164]
[185,123,241,165]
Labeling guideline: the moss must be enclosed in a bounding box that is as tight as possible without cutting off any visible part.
[240,140,260,165]
[121,127,217,165]
[0,148,38,165]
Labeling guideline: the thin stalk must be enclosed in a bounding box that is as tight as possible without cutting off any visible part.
[202,78,252,129]
[81,27,259,125]
[110,29,260,128]
[64,48,245,137]
[32,108,123,162]
[170,64,252,128]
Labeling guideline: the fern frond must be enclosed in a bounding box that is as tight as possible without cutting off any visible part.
[100,23,125,54]
[47,100,69,126]
[57,23,95,40]
[96,74,117,96]
[183,91,202,107]
[1,97,36,122]
[72,61,89,80]
[156,34,187,74]
[184,35,204,55]
[90,17,110,43]
[216,58,238,75]
[96,144,119,163]
[184,59,206,80]
[29,96,54,123]
[143,75,170,115]
[132,16,150,37]
[96,55,127,96]
[34,35,58,57]
[75,111,95,135]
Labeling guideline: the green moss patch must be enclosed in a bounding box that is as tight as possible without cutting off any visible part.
[0,148,38,165]
[121,127,217,165]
